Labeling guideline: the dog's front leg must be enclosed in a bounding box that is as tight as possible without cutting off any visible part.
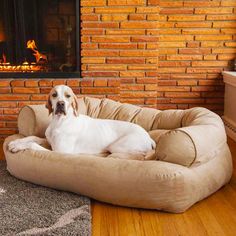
[8,136,49,153]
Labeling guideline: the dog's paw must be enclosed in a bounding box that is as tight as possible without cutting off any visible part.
[8,140,27,153]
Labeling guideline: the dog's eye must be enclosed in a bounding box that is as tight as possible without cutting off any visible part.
[52,93,57,98]
[66,94,71,98]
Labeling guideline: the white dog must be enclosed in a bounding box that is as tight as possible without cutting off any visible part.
[8,85,156,159]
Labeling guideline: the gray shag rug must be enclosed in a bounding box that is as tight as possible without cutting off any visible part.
[0,161,91,236]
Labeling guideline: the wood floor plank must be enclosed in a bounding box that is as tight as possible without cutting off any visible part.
[193,201,225,236]
[156,213,179,236]
[139,211,163,236]
[206,192,236,236]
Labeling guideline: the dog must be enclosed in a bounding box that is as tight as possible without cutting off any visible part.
[8,85,156,159]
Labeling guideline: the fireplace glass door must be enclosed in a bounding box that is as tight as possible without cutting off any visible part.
[0,0,80,77]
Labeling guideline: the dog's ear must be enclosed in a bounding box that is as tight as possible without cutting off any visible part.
[45,95,53,115]
[72,95,79,117]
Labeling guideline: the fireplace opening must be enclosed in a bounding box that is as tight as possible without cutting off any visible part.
[0,0,80,78]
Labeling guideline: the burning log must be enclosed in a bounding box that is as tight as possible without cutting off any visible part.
[0,53,44,72]
[27,40,47,63]
[0,40,48,72]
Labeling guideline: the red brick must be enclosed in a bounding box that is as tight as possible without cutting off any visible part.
[82,50,119,57]
[1,115,18,121]
[0,95,30,100]
[12,88,40,94]
[0,88,11,93]
[31,95,48,100]
[0,80,10,87]
[0,102,17,108]
[165,92,201,98]
[39,80,53,87]
[157,86,190,92]
[108,79,120,87]
[81,15,99,21]
[156,104,177,110]
[0,129,17,135]
[171,98,205,104]
[80,79,93,87]
[52,80,66,86]
[131,36,159,42]
[94,79,108,87]
[5,122,18,128]
[66,80,81,87]
[11,80,25,87]
[3,108,20,115]
[120,98,144,104]
[25,80,39,87]
[184,1,220,7]
[82,22,119,28]
[160,8,193,14]
[107,58,145,64]
[81,87,119,94]
[158,80,177,86]
[99,43,137,49]
[179,48,211,55]
[82,72,119,77]
[121,84,144,90]
[121,91,158,98]
[40,88,52,94]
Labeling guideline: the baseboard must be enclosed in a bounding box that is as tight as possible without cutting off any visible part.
[223,116,236,142]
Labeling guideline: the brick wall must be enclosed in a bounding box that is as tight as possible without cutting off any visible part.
[81,0,159,106]
[158,0,236,111]
[0,0,236,139]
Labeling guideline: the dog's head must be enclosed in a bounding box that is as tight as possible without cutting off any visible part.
[46,85,79,117]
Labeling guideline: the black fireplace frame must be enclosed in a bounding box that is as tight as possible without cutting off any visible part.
[0,0,81,78]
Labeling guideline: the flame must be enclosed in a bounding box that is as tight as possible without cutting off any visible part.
[2,53,6,63]
[0,53,43,72]
[0,40,47,72]
[27,40,47,63]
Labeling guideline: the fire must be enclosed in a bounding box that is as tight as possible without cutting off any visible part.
[0,40,47,72]
[0,52,43,72]
[27,40,47,63]
[2,53,6,63]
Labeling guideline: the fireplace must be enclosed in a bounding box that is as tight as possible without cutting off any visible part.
[0,0,80,78]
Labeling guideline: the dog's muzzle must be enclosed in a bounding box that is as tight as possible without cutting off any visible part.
[55,101,66,115]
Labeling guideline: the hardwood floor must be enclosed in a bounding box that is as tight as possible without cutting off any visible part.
[1,139,236,236]
[92,138,236,236]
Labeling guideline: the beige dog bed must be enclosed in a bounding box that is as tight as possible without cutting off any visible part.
[3,97,233,213]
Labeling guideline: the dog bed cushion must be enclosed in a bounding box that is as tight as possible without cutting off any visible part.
[3,97,233,213]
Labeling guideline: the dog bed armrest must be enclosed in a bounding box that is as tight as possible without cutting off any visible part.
[18,105,51,137]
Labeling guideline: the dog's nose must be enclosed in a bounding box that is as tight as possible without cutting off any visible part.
[57,101,65,107]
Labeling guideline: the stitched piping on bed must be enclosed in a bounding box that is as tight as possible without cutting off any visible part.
[155,129,172,162]
[150,110,184,131]
[150,112,163,131]
[182,108,218,128]
[190,141,228,169]
[112,104,141,121]
[180,109,186,128]
[176,129,197,167]
[156,129,197,167]
[129,108,143,123]
[85,97,102,118]
[97,99,122,119]
[149,111,162,131]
